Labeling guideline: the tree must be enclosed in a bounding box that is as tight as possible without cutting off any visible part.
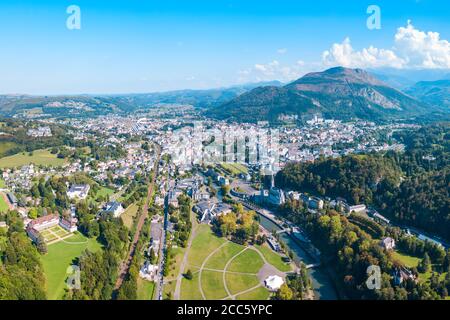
[419,253,431,273]
[276,283,293,300]
[185,269,193,280]
[149,247,156,264]
[35,234,47,254]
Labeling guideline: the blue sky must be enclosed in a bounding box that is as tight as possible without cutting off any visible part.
[0,0,449,94]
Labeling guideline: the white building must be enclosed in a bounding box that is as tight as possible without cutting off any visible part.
[381,237,396,250]
[67,184,90,200]
[264,275,284,291]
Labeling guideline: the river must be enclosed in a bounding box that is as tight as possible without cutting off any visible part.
[257,213,339,300]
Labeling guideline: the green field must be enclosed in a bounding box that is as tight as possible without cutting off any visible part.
[0,141,19,158]
[137,278,155,300]
[391,251,421,268]
[180,272,203,300]
[121,204,139,229]
[180,225,279,300]
[187,224,227,267]
[0,195,9,213]
[225,273,260,295]
[201,270,228,300]
[204,241,244,270]
[227,249,264,273]
[219,163,248,176]
[95,186,115,200]
[0,149,66,168]
[236,286,271,300]
[256,244,293,272]
[40,232,102,300]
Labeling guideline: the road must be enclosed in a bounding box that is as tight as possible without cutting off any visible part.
[114,144,161,293]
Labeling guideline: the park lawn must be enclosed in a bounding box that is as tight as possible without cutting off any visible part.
[201,270,228,300]
[391,251,421,268]
[163,279,177,300]
[167,246,186,280]
[121,204,139,229]
[180,272,203,300]
[225,273,260,295]
[219,163,248,176]
[0,195,9,213]
[256,244,293,272]
[40,232,102,300]
[205,241,244,270]
[137,278,155,300]
[227,249,264,274]
[187,224,226,268]
[95,186,115,200]
[236,286,270,300]
[0,149,66,168]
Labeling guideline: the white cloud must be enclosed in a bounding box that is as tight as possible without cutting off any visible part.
[238,60,309,83]
[394,21,450,68]
[277,48,288,54]
[322,21,450,69]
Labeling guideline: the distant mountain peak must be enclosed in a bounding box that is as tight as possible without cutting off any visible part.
[207,67,433,123]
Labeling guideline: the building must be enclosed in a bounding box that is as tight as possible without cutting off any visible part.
[267,237,281,252]
[267,187,286,206]
[309,197,324,210]
[372,212,390,225]
[101,201,125,218]
[393,267,417,286]
[26,214,60,242]
[67,184,90,200]
[193,201,216,222]
[210,203,232,220]
[264,275,284,291]
[26,126,52,137]
[60,216,78,233]
[345,204,366,214]
[381,237,396,250]
[139,261,159,281]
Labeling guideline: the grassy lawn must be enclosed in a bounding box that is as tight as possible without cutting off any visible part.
[163,279,177,299]
[167,246,186,279]
[219,163,248,175]
[180,272,203,300]
[0,149,65,168]
[227,249,264,274]
[201,270,228,300]
[95,186,115,200]
[256,244,292,272]
[0,178,6,188]
[391,251,421,268]
[236,286,271,300]
[0,195,9,213]
[225,273,260,295]
[0,142,18,158]
[137,278,155,300]
[40,232,102,300]
[121,204,139,229]
[205,241,244,270]
[187,224,226,268]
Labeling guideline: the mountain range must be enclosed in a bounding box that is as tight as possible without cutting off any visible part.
[207,67,440,123]
[1,68,449,122]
